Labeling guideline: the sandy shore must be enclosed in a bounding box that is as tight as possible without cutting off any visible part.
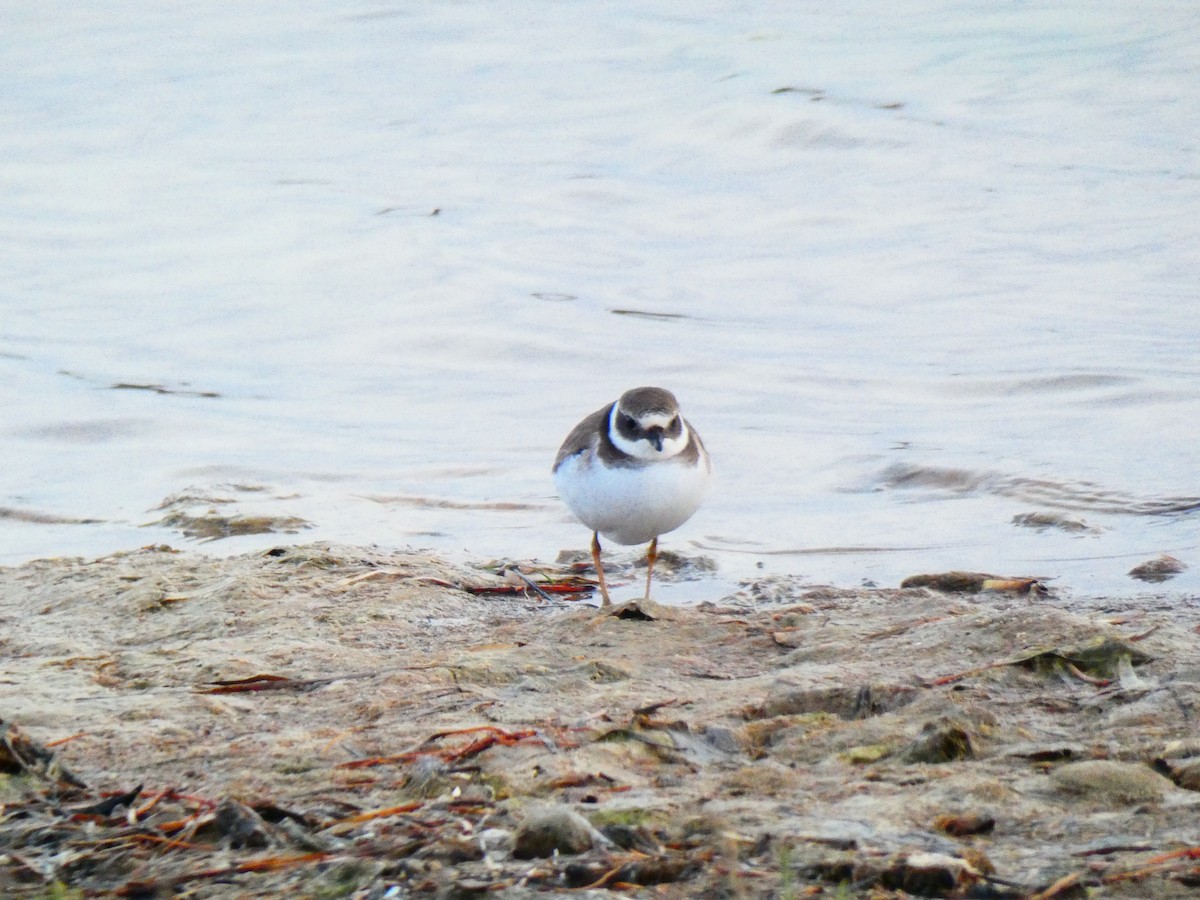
[2,543,1199,897]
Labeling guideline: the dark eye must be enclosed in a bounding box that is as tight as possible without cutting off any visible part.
[621,414,638,431]
[668,416,680,429]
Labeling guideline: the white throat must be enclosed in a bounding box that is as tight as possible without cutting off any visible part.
[608,405,691,461]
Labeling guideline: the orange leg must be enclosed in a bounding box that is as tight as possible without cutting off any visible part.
[643,536,658,600]
[590,532,612,607]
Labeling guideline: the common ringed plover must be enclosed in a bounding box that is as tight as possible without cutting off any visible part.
[553,386,711,606]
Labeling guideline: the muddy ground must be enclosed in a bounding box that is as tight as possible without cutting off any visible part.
[2,543,1200,898]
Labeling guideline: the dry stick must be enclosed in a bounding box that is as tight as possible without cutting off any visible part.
[131,788,175,822]
[329,802,424,826]
[1142,846,1200,864]
[1064,662,1111,687]
[337,751,426,770]
[1100,846,1200,885]
[426,724,531,742]
[154,811,214,835]
[580,855,647,890]
[1124,624,1162,642]
[129,833,209,852]
[445,729,541,763]
[927,660,1010,686]
[44,731,88,748]
[198,670,381,694]
[1028,871,1084,900]
[502,566,556,602]
[336,726,543,769]
[145,853,333,893]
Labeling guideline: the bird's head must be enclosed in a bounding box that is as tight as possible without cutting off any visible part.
[610,386,688,460]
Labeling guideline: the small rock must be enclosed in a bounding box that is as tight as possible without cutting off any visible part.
[1155,757,1200,792]
[1050,760,1173,804]
[901,719,974,764]
[0,719,87,787]
[632,549,717,578]
[600,822,661,853]
[1128,554,1187,583]
[746,683,917,720]
[719,760,802,796]
[572,659,631,683]
[604,597,681,620]
[404,755,452,799]
[1006,742,1082,762]
[477,827,515,862]
[958,846,996,876]
[211,798,276,849]
[932,811,996,836]
[838,744,892,765]
[702,725,744,754]
[513,804,605,858]
[1012,512,1099,534]
[881,851,985,894]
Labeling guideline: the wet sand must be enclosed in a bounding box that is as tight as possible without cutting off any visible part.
[2,543,1199,897]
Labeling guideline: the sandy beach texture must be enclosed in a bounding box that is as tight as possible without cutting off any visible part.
[3,543,1200,897]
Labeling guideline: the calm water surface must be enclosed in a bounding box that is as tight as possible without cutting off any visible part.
[3,2,1199,598]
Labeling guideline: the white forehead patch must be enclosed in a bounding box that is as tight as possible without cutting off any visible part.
[634,412,676,429]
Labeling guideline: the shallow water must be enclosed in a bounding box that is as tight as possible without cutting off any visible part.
[3,1,1198,597]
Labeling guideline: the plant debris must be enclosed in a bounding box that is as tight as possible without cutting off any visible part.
[151,511,313,541]
[901,570,1050,594]
[2,543,1199,896]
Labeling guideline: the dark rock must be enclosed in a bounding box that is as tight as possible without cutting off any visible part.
[931,810,995,836]
[513,804,602,858]
[901,720,975,764]
[1128,554,1187,583]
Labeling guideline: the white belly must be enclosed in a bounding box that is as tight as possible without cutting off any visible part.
[554,454,710,546]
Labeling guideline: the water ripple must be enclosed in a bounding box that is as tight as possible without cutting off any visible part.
[879,463,1200,517]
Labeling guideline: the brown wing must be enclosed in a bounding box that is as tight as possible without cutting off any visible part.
[552,403,613,472]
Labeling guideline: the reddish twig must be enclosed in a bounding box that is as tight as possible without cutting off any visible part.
[1100,847,1200,884]
[1142,846,1200,865]
[44,731,89,748]
[1028,872,1083,899]
[117,852,334,895]
[329,802,423,825]
[129,832,209,852]
[337,726,547,769]
[927,662,1007,686]
[197,671,379,694]
[1064,662,1111,687]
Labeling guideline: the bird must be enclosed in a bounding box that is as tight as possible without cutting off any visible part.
[553,386,711,606]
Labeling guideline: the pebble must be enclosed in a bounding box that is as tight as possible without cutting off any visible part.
[1050,760,1174,804]
[513,804,606,858]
